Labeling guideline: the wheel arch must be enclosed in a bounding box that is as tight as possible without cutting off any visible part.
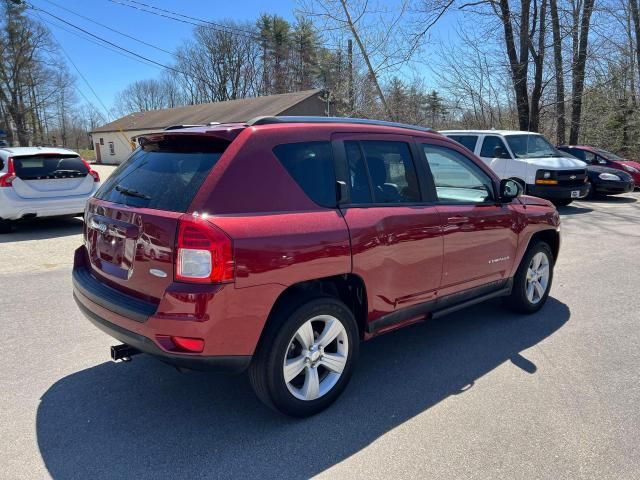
[528,228,560,263]
[259,274,369,346]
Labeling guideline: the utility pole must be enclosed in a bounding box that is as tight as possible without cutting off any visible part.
[347,39,354,113]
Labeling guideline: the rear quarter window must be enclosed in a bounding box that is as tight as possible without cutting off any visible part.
[95,137,228,213]
[273,141,336,208]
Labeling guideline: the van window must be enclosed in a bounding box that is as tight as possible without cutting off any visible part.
[423,145,493,203]
[480,136,510,158]
[345,140,420,204]
[95,138,228,213]
[273,141,336,208]
[448,135,478,152]
[505,134,558,159]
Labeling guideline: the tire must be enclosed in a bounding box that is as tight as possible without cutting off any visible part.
[552,199,572,207]
[0,220,12,234]
[505,241,554,314]
[584,180,596,199]
[249,296,359,417]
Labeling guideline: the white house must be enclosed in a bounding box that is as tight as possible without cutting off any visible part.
[90,89,332,164]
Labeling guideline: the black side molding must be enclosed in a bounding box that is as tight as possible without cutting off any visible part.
[367,278,513,335]
[72,266,158,323]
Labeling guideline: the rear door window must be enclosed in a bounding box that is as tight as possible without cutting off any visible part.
[12,155,88,179]
[95,137,227,213]
[273,141,336,208]
[447,135,478,152]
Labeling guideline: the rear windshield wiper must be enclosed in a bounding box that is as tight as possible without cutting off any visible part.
[115,185,151,200]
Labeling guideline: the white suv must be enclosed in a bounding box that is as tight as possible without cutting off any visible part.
[440,130,589,206]
[0,147,101,233]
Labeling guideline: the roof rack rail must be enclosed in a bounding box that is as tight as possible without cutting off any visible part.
[246,116,433,133]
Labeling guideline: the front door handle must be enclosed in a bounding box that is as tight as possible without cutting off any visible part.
[447,216,470,225]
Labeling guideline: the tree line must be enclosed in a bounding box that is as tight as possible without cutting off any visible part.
[3,0,640,158]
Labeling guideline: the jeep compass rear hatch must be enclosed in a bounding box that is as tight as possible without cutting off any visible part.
[84,132,237,301]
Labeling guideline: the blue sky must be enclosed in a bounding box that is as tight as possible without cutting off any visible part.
[28,0,460,119]
[29,0,296,117]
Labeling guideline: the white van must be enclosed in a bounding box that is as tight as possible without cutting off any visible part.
[440,130,589,205]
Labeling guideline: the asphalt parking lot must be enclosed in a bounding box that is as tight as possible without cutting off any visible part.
[1,166,639,479]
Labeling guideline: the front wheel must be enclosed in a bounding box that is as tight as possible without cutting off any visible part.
[249,297,359,417]
[505,241,554,313]
[552,199,573,207]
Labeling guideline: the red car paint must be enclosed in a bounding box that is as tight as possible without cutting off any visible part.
[557,145,640,185]
[73,120,560,368]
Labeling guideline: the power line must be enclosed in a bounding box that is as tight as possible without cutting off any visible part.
[30,5,186,76]
[106,0,347,51]
[41,0,175,57]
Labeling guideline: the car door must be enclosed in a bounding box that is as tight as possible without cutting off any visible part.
[419,141,519,297]
[478,135,512,179]
[333,133,443,328]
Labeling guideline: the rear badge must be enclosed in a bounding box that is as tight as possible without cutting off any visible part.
[149,268,168,278]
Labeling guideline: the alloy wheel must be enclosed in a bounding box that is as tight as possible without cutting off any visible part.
[525,252,550,304]
[283,315,349,401]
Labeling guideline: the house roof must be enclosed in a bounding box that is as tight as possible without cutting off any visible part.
[92,89,324,134]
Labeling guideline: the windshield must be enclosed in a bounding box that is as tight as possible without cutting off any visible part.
[595,148,624,161]
[505,134,559,159]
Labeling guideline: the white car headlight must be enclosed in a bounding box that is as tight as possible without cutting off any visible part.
[623,165,639,173]
[599,172,621,181]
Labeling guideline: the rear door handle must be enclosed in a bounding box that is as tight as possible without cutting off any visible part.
[447,216,470,224]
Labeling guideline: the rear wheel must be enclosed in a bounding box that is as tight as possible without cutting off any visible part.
[0,219,12,234]
[505,241,554,313]
[249,297,358,417]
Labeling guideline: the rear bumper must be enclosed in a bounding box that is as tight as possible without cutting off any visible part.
[0,187,97,220]
[72,245,266,372]
[74,293,251,372]
[525,183,589,200]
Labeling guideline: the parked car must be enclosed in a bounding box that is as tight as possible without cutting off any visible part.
[557,145,640,186]
[557,150,635,198]
[0,147,101,233]
[73,117,561,417]
[441,130,588,206]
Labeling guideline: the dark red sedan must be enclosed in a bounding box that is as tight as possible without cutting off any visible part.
[557,145,640,186]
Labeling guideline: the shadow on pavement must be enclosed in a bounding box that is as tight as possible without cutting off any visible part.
[0,216,83,243]
[584,195,637,204]
[557,205,593,215]
[37,298,570,480]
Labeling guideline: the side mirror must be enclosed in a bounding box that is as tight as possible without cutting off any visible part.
[493,145,510,159]
[499,179,522,202]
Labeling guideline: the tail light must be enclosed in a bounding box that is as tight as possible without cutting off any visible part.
[0,157,15,187]
[81,158,100,182]
[175,215,234,283]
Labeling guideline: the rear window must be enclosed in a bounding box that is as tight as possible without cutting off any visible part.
[273,141,336,208]
[95,137,227,213]
[12,154,88,179]
[447,135,478,152]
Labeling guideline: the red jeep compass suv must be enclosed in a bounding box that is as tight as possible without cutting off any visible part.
[73,117,560,417]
